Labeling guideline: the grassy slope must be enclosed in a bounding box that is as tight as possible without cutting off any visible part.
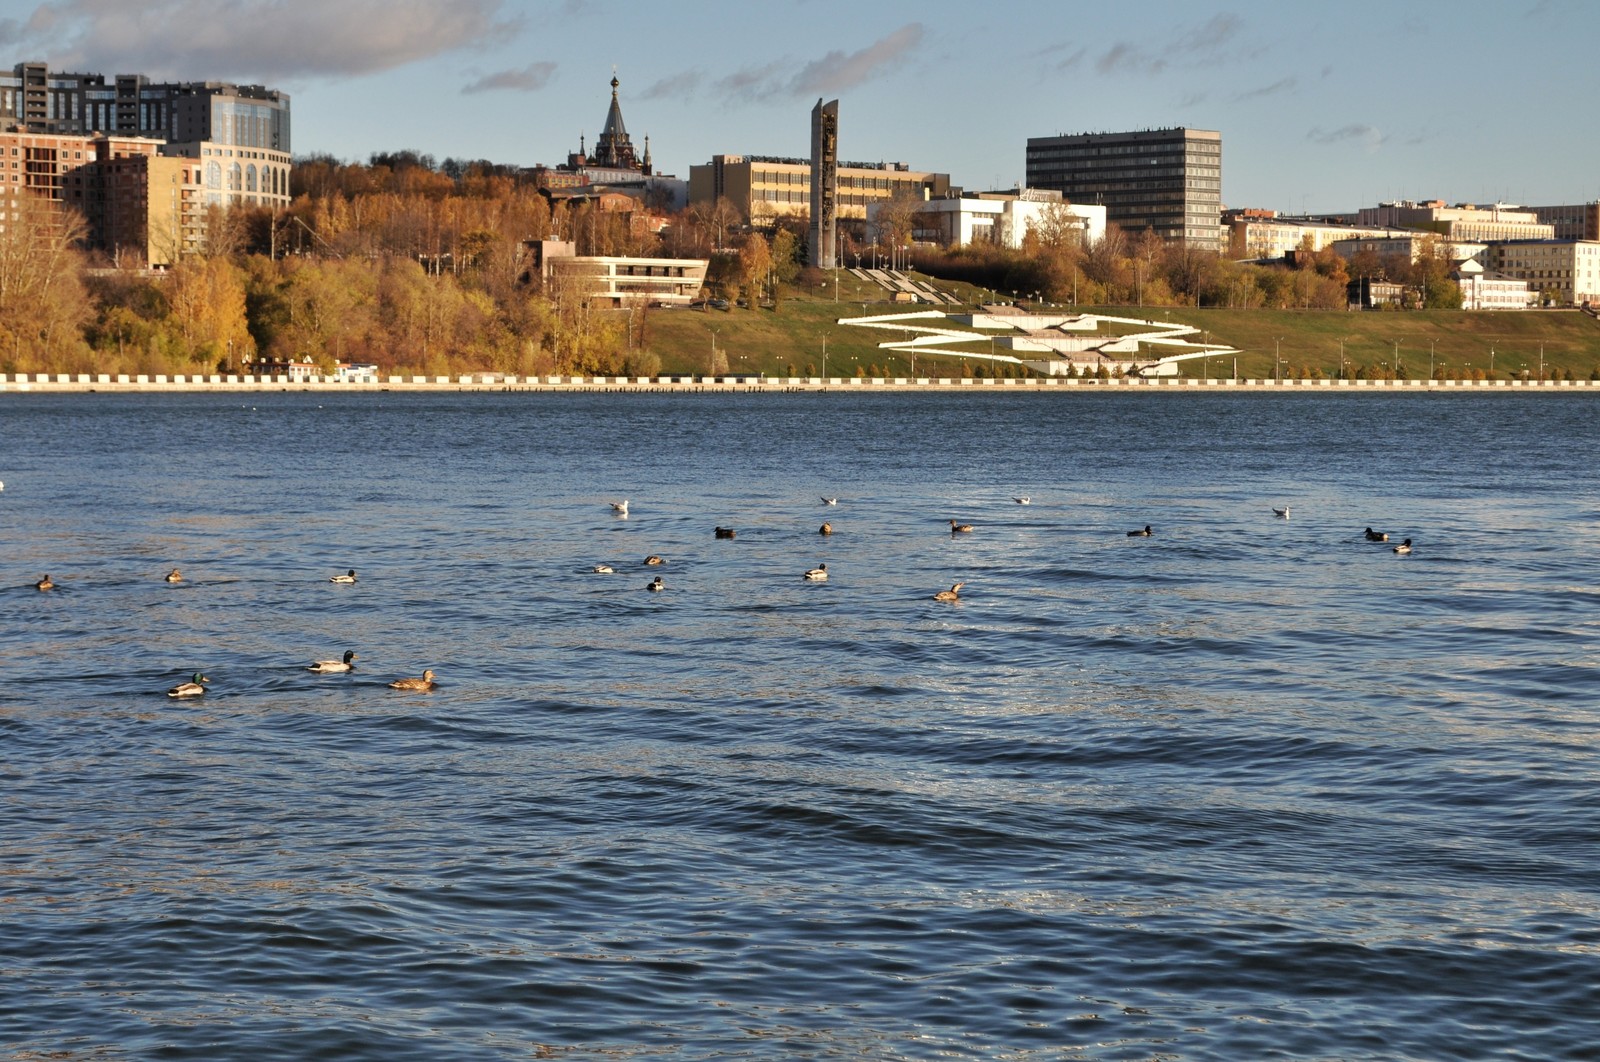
[639,271,1600,380]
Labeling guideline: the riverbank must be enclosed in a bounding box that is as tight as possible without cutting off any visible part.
[2,371,1596,394]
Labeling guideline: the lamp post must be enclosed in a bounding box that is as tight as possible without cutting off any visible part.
[1429,339,1435,379]
[1338,336,1348,380]
[710,327,719,378]
[1274,337,1283,383]
[821,332,828,385]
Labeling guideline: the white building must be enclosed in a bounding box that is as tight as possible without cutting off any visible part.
[534,240,707,307]
[871,190,1107,250]
[1454,260,1533,310]
[1484,240,1600,307]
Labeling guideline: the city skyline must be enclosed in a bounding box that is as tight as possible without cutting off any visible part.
[5,0,1596,213]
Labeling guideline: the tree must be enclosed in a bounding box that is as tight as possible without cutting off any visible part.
[0,196,93,372]
[738,232,771,306]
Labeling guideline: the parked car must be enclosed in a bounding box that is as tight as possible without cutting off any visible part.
[708,298,730,311]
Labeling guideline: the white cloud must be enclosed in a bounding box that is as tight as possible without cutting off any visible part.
[462,62,557,95]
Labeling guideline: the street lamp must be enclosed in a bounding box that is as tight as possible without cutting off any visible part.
[1274,337,1283,383]
[710,327,720,378]
[821,331,828,384]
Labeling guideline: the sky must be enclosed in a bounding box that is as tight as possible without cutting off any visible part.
[3,0,1596,214]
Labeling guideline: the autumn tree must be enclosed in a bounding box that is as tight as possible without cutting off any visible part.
[0,196,93,372]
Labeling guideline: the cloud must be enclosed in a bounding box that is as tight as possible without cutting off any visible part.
[641,70,704,101]
[1093,13,1257,78]
[462,61,556,95]
[713,60,790,103]
[11,0,517,82]
[1096,42,1165,76]
[1232,76,1297,102]
[1308,124,1388,153]
[790,23,924,95]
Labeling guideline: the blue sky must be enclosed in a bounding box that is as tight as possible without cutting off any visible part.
[6,0,1596,213]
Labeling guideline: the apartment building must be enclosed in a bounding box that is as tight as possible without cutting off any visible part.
[1355,201,1553,242]
[1484,240,1600,307]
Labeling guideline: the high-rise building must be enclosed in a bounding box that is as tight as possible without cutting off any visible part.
[1024,127,1222,250]
[809,98,838,269]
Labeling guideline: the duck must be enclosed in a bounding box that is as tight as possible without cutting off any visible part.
[1272,506,1290,519]
[950,519,974,533]
[819,522,833,535]
[330,568,358,583]
[1364,527,1388,542]
[165,568,184,583]
[803,564,828,581]
[646,575,665,592]
[933,581,965,602]
[610,500,629,516]
[167,672,210,698]
[1127,524,1153,537]
[821,497,838,505]
[308,650,358,673]
[714,526,737,538]
[644,555,665,566]
[1393,538,1413,555]
[591,563,615,574]
[1014,496,1031,505]
[388,669,436,691]
[34,574,53,591]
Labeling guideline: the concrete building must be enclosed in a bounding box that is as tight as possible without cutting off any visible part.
[689,154,951,227]
[1225,209,1416,260]
[1526,202,1600,242]
[1483,240,1600,307]
[1355,200,1553,242]
[532,240,707,307]
[1025,127,1222,250]
[1330,233,1485,265]
[873,188,1107,250]
[98,151,206,266]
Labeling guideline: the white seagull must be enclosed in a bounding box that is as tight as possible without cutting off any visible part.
[1273,506,1290,518]
[610,500,629,516]
[1014,497,1031,505]
[821,497,838,506]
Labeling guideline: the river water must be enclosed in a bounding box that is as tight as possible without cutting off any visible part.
[2,391,1597,1060]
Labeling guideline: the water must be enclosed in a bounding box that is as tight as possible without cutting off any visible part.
[2,391,1597,1060]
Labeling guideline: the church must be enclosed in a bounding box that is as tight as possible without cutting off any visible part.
[532,74,685,210]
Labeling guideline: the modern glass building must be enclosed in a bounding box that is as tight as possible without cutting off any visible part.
[1025,127,1222,251]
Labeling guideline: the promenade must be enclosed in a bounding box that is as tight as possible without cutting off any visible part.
[1,371,1594,394]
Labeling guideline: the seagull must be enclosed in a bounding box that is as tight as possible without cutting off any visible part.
[646,575,665,592]
[591,563,615,574]
[167,672,209,698]
[1393,538,1413,554]
[1273,506,1290,518]
[804,564,828,581]
[388,669,436,691]
[1127,525,1153,537]
[330,568,357,583]
[308,650,358,673]
[1364,527,1388,542]
[34,574,53,591]
[714,526,736,538]
[950,519,974,533]
[610,500,629,516]
[821,497,838,505]
[933,582,965,602]
[1014,497,1031,505]
[165,568,184,583]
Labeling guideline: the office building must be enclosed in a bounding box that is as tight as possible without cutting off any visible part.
[873,188,1106,251]
[1355,201,1553,242]
[1483,240,1600,307]
[1025,127,1222,250]
[689,154,951,227]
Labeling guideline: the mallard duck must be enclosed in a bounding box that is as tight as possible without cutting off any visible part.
[1014,496,1031,505]
[34,574,53,591]
[168,672,210,697]
[804,564,828,581]
[308,650,357,673]
[1364,527,1388,542]
[646,575,665,592]
[950,519,974,533]
[611,500,629,516]
[389,669,436,691]
[330,568,358,583]
[821,497,838,505]
[1272,506,1290,519]
[933,582,965,602]
[591,563,615,574]
[165,568,183,583]
[714,526,736,538]
[644,555,665,566]
[1127,525,1153,537]
[819,522,833,535]
[1393,538,1413,555]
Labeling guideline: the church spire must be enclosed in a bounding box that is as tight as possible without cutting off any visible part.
[592,70,638,171]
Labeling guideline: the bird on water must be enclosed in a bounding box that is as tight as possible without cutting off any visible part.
[1364,527,1388,542]
[714,526,736,538]
[819,522,833,535]
[1014,497,1031,505]
[168,672,210,698]
[1127,525,1153,537]
[646,575,665,592]
[1273,506,1290,519]
[933,582,965,602]
[644,555,665,566]
[308,650,358,673]
[1393,538,1413,555]
[331,569,357,583]
[804,564,828,581]
[389,669,436,691]
[950,519,974,533]
[821,497,838,506]
[35,574,53,591]
[165,568,184,582]
[611,500,629,516]
[591,563,615,574]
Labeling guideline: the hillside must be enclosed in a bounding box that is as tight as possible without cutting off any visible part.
[642,271,1600,380]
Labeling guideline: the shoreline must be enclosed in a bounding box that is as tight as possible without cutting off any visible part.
[1,371,1594,395]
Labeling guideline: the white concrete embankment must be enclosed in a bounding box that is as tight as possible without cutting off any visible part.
[1,372,1595,394]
